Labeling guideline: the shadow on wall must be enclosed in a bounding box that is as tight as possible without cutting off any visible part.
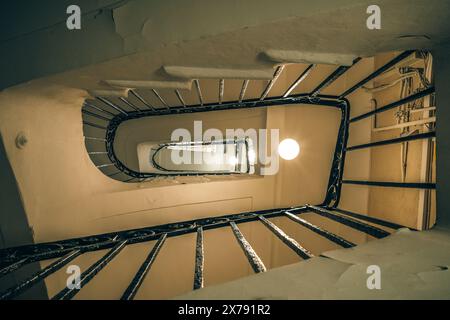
[0,133,47,299]
[434,44,450,228]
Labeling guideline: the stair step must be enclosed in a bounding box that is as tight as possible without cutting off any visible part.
[262,49,357,66]
[163,65,275,80]
[104,79,192,90]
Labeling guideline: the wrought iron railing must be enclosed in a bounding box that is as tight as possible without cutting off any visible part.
[83,91,345,182]
[0,50,436,299]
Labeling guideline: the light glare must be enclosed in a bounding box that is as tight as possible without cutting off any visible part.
[278,138,300,160]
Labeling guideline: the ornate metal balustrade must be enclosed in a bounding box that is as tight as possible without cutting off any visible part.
[0,50,436,299]
[83,93,346,182]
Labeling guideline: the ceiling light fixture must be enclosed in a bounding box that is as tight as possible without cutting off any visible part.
[278,138,300,160]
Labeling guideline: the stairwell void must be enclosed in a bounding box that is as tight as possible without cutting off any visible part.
[0,50,437,299]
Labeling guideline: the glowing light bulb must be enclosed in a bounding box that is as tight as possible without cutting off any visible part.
[278,138,300,160]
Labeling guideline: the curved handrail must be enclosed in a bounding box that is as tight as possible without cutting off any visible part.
[82,92,345,183]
